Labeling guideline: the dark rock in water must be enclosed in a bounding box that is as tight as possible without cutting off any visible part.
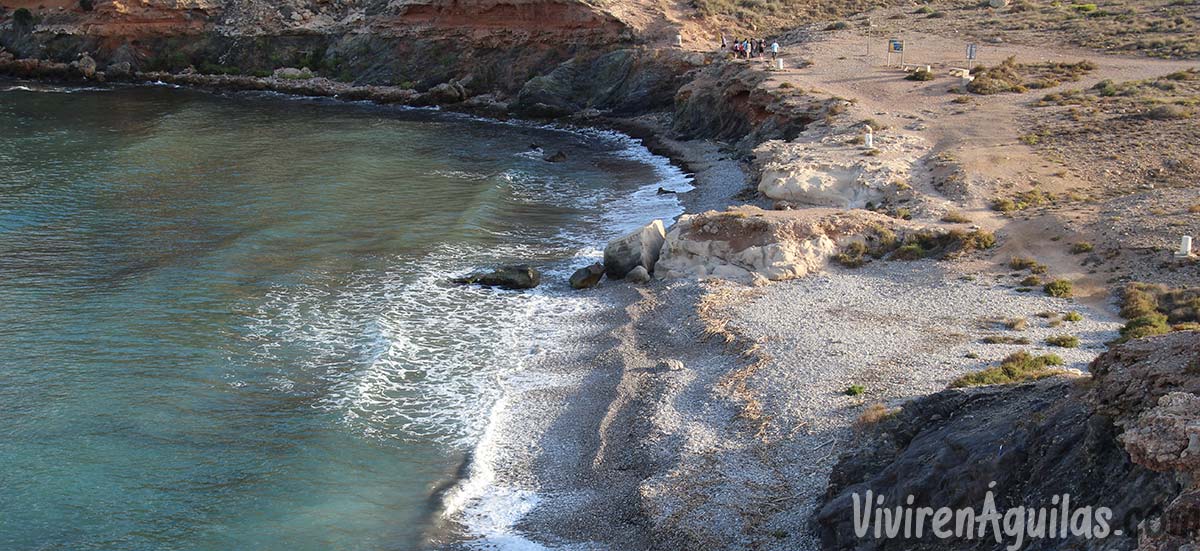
[656,187,676,195]
[817,332,1200,551]
[529,143,541,150]
[544,150,567,162]
[453,265,541,290]
[569,263,604,290]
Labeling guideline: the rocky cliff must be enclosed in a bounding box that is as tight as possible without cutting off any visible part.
[1,0,641,91]
[817,331,1200,550]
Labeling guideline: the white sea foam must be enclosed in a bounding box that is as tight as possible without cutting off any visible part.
[238,119,691,548]
[446,131,692,549]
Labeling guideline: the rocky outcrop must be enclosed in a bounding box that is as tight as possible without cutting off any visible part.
[1089,331,1200,429]
[514,48,704,117]
[453,265,541,290]
[654,206,897,282]
[1,0,640,95]
[754,135,922,208]
[603,220,666,279]
[818,331,1200,550]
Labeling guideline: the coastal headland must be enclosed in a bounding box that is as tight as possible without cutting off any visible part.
[4,0,1200,548]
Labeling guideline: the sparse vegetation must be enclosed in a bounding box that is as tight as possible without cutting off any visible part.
[907,68,935,82]
[856,402,899,426]
[1004,317,1029,331]
[1120,283,1200,324]
[968,57,1096,95]
[941,211,972,224]
[1070,242,1094,254]
[833,241,870,268]
[982,335,1032,345]
[1115,313,1173,343]
[1021,275,1042,287]
[1045,334,1081,348]
[1009,256,1038,270]
[845,384,866,396]
[1064,311,1084,322]
[1044,279,1074,298]
[950,351,1066,388]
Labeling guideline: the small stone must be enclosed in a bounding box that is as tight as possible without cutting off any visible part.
[626,265,651,283]
[656,359,684,371]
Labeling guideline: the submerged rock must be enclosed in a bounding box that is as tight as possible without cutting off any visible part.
[569,263,604,289]
[544,150,567,163]
[603,220,666,279]
[453,265,541,290]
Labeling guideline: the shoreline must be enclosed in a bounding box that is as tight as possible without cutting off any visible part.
[2,72,728,548]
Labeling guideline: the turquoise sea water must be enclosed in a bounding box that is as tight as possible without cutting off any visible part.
[0,82,689,550]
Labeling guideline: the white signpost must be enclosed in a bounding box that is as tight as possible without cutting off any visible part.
[967,43,978,65]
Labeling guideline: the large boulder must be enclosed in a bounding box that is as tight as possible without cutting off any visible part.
[654,207,896,282]
[603,220,666,279]
[569,263,604,289]
[71,54,97,79]
[453,265,541,290]
[105,61,132,79]
[753,138,917,208]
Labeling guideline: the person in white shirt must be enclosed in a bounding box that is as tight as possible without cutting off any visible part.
[771,41,780,60]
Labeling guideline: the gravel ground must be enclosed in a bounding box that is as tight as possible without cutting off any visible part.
[716,259,1122,550]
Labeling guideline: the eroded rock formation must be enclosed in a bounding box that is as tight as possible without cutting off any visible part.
[817,331,1200,550]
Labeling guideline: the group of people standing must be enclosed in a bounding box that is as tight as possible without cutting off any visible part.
[720,35,780,60]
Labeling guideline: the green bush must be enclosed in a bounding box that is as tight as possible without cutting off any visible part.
[907,69,935,82]
[1044,279,1073,298]
[893,243,926,260]
[1070,242,1094,254]
[1045,335,1080,348]
[845,384,866,396]
[1021,275,1042,286]
[834,241,869,268]
[982,335,1031,345]
[992,198,1018,212]
[950,351,1065,388]
[942,211,972,224]
[1064,311,1084,322]
[1116,313,1172,343]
